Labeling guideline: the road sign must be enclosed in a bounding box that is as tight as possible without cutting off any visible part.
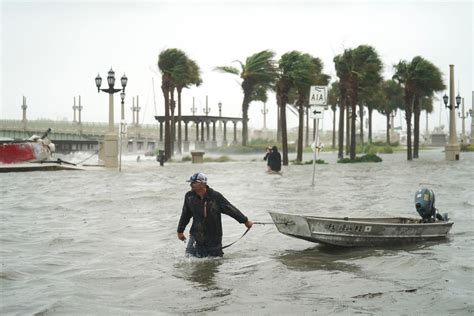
[309,85,328,106]
[309,105,325,119]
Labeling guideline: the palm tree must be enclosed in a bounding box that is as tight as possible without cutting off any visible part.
[335,80,347,159]
[411,58,444,158]
[275,51,305,165]
[158,48,187,159]
[393,60,414,160]
[215,50,277,146]
[174,58,202,154]
[334,45,383,160]
[393,56,445,160]
[294,55,330,162]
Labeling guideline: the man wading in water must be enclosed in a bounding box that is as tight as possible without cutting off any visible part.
[177,172,254,257]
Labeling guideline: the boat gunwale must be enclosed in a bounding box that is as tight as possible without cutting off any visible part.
[269,212,453,227]
[306,216,453,227]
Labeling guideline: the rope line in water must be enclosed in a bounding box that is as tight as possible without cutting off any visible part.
[222,227,251,249]
[183,221,291,251]
[254,221,289,225]
[76,149,100,165]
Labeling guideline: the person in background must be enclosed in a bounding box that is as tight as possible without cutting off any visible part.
[267,145,282,172]
[177,172,254,257]
[263,146,272,170]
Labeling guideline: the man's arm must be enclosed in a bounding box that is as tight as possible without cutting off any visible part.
[177,196,192,240]
[217,192,251,224]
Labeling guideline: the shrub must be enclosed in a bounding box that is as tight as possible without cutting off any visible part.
[304,159,327,165]
[360,154,382,162]
[338,154,382,163]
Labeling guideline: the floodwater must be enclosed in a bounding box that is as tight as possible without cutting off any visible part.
[1,149,473,315]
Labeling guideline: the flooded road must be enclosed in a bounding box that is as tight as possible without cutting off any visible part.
[1,150,473,315]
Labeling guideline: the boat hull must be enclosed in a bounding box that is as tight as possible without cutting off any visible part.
[0,142,52,164]
[269,211,453,247]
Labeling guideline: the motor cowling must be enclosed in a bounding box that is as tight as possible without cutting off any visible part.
[415,188,436,220]
[415,188,447,222]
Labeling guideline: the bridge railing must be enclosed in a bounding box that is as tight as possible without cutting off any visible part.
[0,119,160,139]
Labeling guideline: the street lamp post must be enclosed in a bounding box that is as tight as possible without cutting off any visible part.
[471,91,474,142]
[120,91,126,121]
[119,91,127,172]
[203,96,211,141]
[95,68,128,168]
[191,97,197,115]
[218,101,222,131]
[78,95,83,125]
[135,96,141,128]
[131,98,136,125]
[457,97,468,146]
[203,96,211,116]
[72,97,78,122]
[21,96,27,130]
[442,64,460,161]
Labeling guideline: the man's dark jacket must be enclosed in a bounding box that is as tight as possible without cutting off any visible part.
[177,186,248,248]
[268,150,282,171]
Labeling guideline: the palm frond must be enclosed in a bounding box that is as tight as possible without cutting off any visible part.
[214,66,240,75]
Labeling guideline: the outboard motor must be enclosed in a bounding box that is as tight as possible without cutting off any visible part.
[415,188,447,222]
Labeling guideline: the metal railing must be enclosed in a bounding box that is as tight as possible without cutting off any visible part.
[0,119,160,139]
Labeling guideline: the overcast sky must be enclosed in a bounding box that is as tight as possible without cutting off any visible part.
[1,0,472,134]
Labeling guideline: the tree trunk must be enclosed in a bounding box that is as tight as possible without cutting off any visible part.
[405,94,413,161]
[413,97,420,159]
[368,107,373,144]
[345,106,350,156]
[170,89,176,156]
[177,87,183,154]
[241,93,251,146]
[296,101,304,162]
[350,103,357,160]
[349,76,358,160]
[278,95,289,166]
[332,107,336,149]
[161,84,171,160]
[386,113,391,145]
[359,104,364,146]
[305,107,309,147]
[338,101,345,159]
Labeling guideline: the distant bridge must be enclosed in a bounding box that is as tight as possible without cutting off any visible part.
[0,118,246,153]
[0,119,160,153]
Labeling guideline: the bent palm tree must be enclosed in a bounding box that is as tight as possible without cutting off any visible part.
[393,56,444,160]
[215,50,277,146]
[334,45,383,160]
[175,58,202,154]
[294,55,330,162]
[158,48,187,159]
[410,58,444,158]
[276,51,305,165]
